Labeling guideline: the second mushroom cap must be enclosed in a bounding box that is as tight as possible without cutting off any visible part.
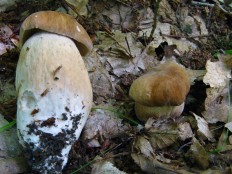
[129,61,190,107]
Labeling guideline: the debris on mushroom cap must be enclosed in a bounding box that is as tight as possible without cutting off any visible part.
[20,11,93,56]
[129,61,190,107]
[16,32,92,173]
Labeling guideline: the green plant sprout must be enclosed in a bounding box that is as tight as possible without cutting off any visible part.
[0,119,16,133]
[224,49,232,55]
[213,49,232,58]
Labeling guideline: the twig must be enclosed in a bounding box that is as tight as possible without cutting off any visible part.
[104,33,134,59]
[116,0,132,7]
[104,152,130,159]
[59,0,84,19]
[178,141,192,152]
[162,33,211,39]
[149,0,162,41]
[125,36,132,56]
[115,84,130,100]
[191,1,214,7]
[192,0,232,16]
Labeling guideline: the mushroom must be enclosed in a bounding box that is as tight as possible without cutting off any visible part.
[15,11,93,173]
[129,61,190,122]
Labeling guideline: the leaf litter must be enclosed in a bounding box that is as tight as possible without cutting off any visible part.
[1,0,232,173]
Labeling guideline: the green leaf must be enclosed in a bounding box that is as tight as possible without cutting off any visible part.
[224,50,232,55]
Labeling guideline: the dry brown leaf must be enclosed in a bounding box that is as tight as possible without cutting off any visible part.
[203,60,231,88]
[131,153,170,174]
[133,136,155,158]
[185,138,209,170]
[225,122,232,132]
[143,118,179,149]
[84,51,114,102]
[65,0,88,16]
[202,87,232,123]
[217,129,232,152]
[82,106,130,147]
[96,30,144,77]
[201,168,232,174]
[229,135,232,144]
[192,112,215,142]
[131,153,193,174]
[147,128,178,149]
[91,156,127,174]
[178,122,194,141]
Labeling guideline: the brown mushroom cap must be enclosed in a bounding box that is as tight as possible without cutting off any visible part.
[129,61,190,107]
[20,11,93,56]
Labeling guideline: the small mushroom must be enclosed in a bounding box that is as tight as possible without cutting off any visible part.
[129,61,190,122]
[16,11,93,173]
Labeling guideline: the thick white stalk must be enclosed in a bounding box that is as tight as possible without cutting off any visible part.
[16,32,92,173]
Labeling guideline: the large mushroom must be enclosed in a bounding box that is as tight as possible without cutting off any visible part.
[15,11,93,173]
[129,61,190,122]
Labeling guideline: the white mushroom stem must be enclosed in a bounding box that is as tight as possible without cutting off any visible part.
[16,32,92,173]
[134,102,185,122]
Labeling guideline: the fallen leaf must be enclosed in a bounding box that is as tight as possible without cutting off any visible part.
[202,87,232,123]
[131,153,170,174]
[192,112,215,142]
[84,51,114,102]
[65,0,88,16]
[225,122,232,132]
[131,153,192,174]
[91,156,127,174]
[187,69,206,85]
[133,136,155,158]
[203,60,231,88]
[0,42,7,55]
[217,129,232,152]
[185,138,209,170]
[144,118,179,149]
[229,135,232,144]
[82,105,131,147]
[96,30,144,77]
[147,128,179,149]
[201,168,232,174]
[178,122,194,141]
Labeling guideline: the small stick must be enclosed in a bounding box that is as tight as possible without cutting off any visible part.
[59,0,84,19]
[41,89,49,97]
[149,0,162,41]
[53,65,62,77]
[162,33,211,39]
[125,36,132,56]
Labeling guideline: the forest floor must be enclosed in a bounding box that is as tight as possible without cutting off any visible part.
[1,0,232,174]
